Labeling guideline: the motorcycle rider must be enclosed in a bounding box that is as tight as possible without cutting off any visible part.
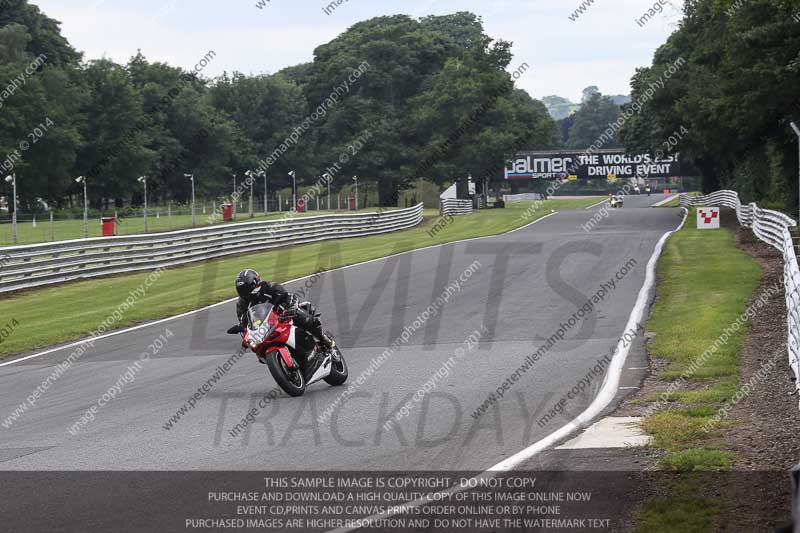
[227,269,335,358]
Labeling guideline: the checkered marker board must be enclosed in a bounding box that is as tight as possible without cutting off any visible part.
[697,207,720,229]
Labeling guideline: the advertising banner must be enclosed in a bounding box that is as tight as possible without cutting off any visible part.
[505,149,682,180]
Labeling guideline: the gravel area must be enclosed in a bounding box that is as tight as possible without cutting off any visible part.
[725,227,800,471]
[712,226,798,532]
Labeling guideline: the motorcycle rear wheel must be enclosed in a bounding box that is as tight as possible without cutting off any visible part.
[265,350,306,397]
[324,347,348,386]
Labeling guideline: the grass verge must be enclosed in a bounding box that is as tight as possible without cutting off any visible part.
[0,197,601,358]
[632,207,762,530]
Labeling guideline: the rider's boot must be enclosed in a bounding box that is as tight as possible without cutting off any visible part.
[310,322,335,355]
[295,309,333,352]
[321,331,340,361]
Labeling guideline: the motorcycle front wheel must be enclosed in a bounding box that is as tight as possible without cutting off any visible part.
[265,350,306,397]
[324,347,348,386]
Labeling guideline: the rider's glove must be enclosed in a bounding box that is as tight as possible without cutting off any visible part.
[282,293,299,311]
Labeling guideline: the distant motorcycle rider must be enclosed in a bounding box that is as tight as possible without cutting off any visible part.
[227,269,334,353]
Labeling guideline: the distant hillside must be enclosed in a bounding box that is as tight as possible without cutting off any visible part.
[610,94,631,106]
[542,95,580,120]
[542,88,630,120]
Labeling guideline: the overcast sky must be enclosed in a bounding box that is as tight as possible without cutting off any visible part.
[31,0,683,103]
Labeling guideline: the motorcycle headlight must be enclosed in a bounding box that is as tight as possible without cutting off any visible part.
[248,338,258,349]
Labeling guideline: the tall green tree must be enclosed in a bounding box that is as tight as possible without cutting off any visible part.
[210,72,309,187]
[619,0,800,210]
[0,0,80,66]
[1,5,565,210]
[76,59,152,207]
[567,92,622,149]
[0,23,83,209]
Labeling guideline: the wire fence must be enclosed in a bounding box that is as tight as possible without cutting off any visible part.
[0,194,377,246]
[0,204,424,293]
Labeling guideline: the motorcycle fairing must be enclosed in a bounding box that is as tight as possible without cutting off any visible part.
[273,346,295,369]
[307,352,333,383]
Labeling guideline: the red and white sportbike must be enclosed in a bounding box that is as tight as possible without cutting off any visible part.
[241,302,348,397]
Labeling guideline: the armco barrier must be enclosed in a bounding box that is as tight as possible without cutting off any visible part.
[440,199,473,217]
[0,205,423,293]
[681,191,800,402]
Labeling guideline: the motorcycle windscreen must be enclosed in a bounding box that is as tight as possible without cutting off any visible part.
[247,303,275,346]
[247,303,271,329]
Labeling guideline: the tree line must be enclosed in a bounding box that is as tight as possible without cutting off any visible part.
[619,0,800,212]
[0,2,559,212]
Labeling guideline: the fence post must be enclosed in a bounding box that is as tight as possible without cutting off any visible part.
[50,211,54,241]
[168,202,172,228]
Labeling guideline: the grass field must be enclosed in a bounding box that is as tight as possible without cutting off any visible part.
[0,207,404,246]
[633,207,762,531]
[0,197,601,358]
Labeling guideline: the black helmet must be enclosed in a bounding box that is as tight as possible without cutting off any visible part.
[235,269,261,299]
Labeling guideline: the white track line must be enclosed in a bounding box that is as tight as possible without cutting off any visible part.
[329,207,689,533]
[584,199,609,210]
[650,194,679,207]
[490,208,687,469]
[0,211,560,368]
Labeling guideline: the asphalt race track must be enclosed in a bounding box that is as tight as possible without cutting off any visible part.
[0,194,682,472]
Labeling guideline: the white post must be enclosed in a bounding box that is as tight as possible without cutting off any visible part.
[82,179,88,238]
[232,174,237,221]
[289,171,297,209]
[74,176,88,239]
[263,172,268,214]
[791,122,800,225]
[12,174,17,244]
[249,178,254,218]
[4,174,17,244]
[50,210,54,241]
[83,179,89,239]
[138,176,148,233]
[143,177,148,233]
[183,174,196,227]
